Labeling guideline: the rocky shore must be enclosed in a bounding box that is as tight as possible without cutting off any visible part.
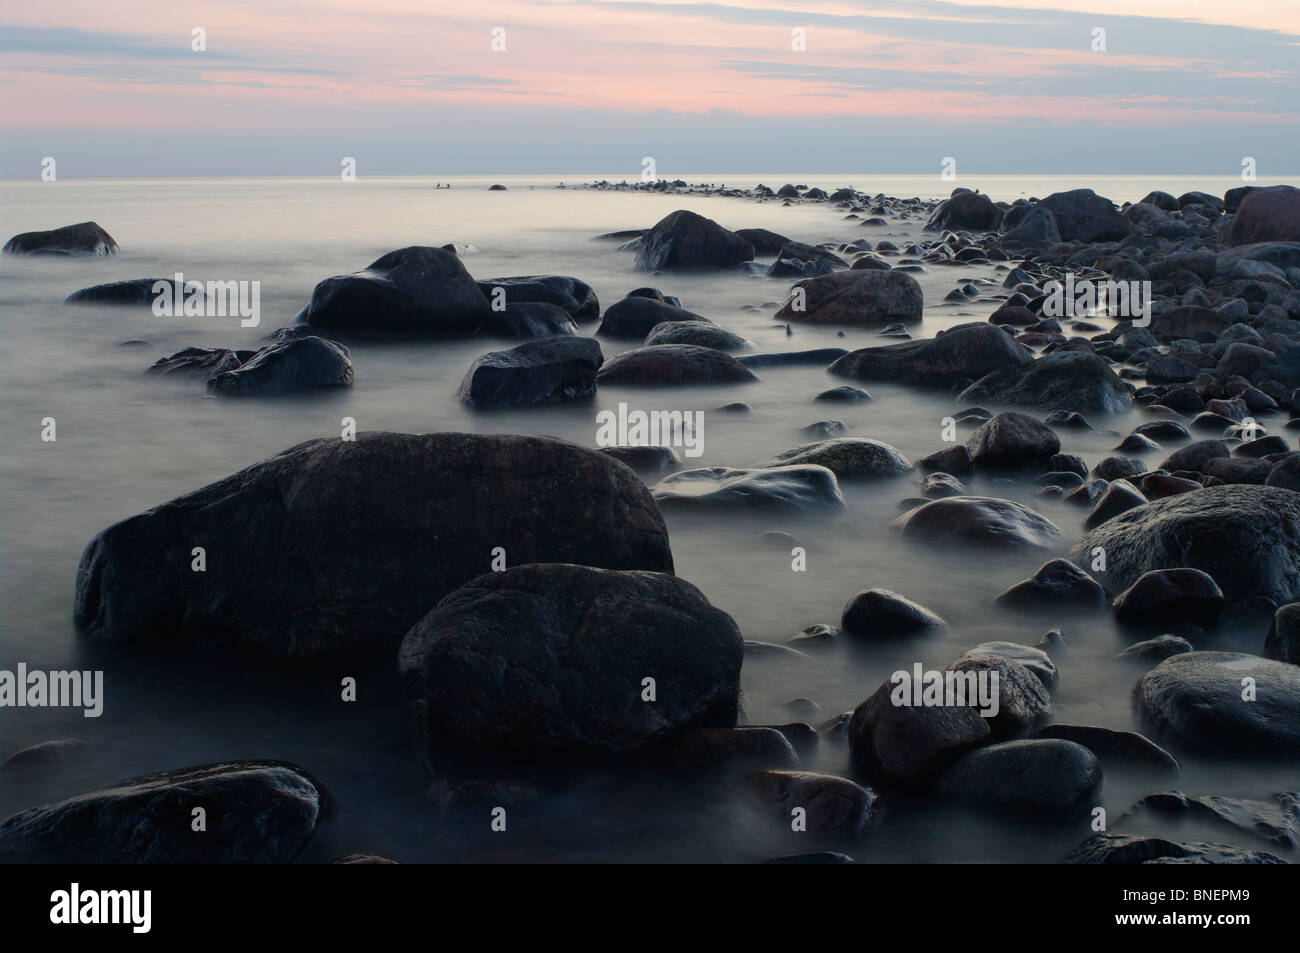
[3,178,1299,864]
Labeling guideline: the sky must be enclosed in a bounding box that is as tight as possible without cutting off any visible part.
[0,0,1297,176]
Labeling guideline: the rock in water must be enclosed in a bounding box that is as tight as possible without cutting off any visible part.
[830,322,1032,388]
[896,496,1061,550]
[3,221,117,255]
[1133,652,1300,756]
[73,433,673,660]
[936,740,1101,812]
[925,190,1000,232]
[653,465,846,514]
[483,301,578,339]
[300,246,490,335]
[1064,833,1285,864]
[958,351,1134,416]
[841,589,946,635]
[775,271,923,326]
[633,209,754,271]
[208,337,353,396]
[1070,485,1300,607]
[1265,603,1300,664]
[473,275,599,320]
[1036,190,1130,243]
[644,321,753,350]
[993,558,1107,609]
[966,411,1061,468]
[1224,185,1300,245]
[744,771,878,838]
[596,345,759,385]
[66,278,177,305]
[0,761,321,862]
[757,438,912,479]
[399,564,743,769]
[596,297,710,339]
[456,337,602,408]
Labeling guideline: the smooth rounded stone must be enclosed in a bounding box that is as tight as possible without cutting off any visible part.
[923,472,965,498]
[1145,354,1201,384]
[1037,189,1131,242]
[852,255,892,272]
[3,221,117,256]
[961,642,1056,687]
[1140,190,1181,211]
[1034,470,1083,490]
[1064,478,1109,506]
[1159,438,1230,472]
[946,654,1053,738]
[74,433,672,660]
[1121,791,1300,848]
[333,853,399,864]
[896,496,1061,550]
[1264,602,1300,664]
[1115,433,1161,454]
[1070,484,1300,607]
[1189,411,1237,433]
[1265,452,1300,491]
[483,301,578,338]
[739,348,848,369]
[400,564,743,769]
[473,274,599,320]
[1065,832,1285,864]
[1149,306,1233,343]
[1134,651,1300,755]
[993,558,1107,610]
[1114,568,1226,623]
[787,623,840,649]
[1000,205,1062,245]
[761,851,855,864]
[149,346,254,379]
[758,438,911,480]
[936,740,1100,812]
[1203,456,1273,485]
[775,270,923,326]
[1083,479,1148,530]
[877,322,911,337]
[65,277,179,305]
[598,445,682,480]
[456,337,602,409]
[744,770,878,839]
[1235,435,1291,459]
[830,322,1033,388]
[1030,724,1179,772]
[596,344,758,386]
[988,304,1037,327]
[634,209,754,271]
[300,246,490,335]
[644,320,753,350]
[841,588,946,636]
[815,385,871,403]
[1140,473,1202,499]
[1037,627,1067,650]
[0,761,321,863]
[801,420,846,439]
[1119,634,1195,662]
[674,727,798,774]
[597,296,708,339]
[733,227,791,255]
[848,680,992,784]
[1051,452,1089,477]
[1224,185,1300,245]
[1134,419,1192,441]
[0,738,90,772]
[925,189,1000,232]
[918,444,973,475]
[1092,456,1146,481]
[653,465,846,514]
[717,401,752,414]
[773,240,848,269]
[208,337,353,397]
[965,411,1060,468]
[959,351,1134,416]
[765,722,820,759]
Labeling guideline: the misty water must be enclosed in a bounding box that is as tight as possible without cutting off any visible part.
[1,173,1295,862]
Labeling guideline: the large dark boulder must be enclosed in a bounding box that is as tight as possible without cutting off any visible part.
[848,679,991,784]
[775,270,923,325]
[1037,190,1131,243]
[66,277,175,305]
[966,411,1060,468]
[208,337,353,397]
[3,221,117,256]
[1133,652,1300,756]
[474,275,599,320]
[1070,484,1300,607]
[73,433,673,660]
[399,564,743,769]
[653,466,845,514]
[597,296,709,339]
[925,190,1000,232]
[935,740,1101,812]
[896,496,1061,550]
[644,321,753,350]
[483,301,578,339]
[959,351,1134,416]
[0,761,321,863]
[1148,306,1232,342]
[993,558,1107,609]
[734,227,792,255]
[756,438,912,479]
[744,771,878,838]
[596,344,758,386]
[1224,185,1300,245]
[300,246,490,335]
[634,210,754,271]
[456,337,602,408]
[1000,206,1060,246]
[830,322,1033,388]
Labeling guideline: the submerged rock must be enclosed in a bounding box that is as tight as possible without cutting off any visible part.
[208,337,353,397]
[653,466,846,514]
[1065,832,1285,864]
[597,296,708,339]
[992,558,1107,610]
[757,438,912,479]
[896,496,1061,550]
[830,322,1032,389]
[935,740,1101,812]
[634,209,754,271]
[4,221,117,256]
[744,770,878,839]
[958,351,1134,416]
[841,589,946,635]
[595,345,758,386]
[776,270,923,326]
[457,337,602,408]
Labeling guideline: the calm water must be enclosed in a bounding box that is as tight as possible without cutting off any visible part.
[1,173,1295,863]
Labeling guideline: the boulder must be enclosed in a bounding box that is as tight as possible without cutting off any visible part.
[1037,190,1131,243]
[399,564,743,768]
[925,190,1000,232]
[744,771,878,838]
[595,344,759,386]
[1030,724,1179,772]
[958,351,1134,416]
[597,297,708,339]
[473,275,599,320]
[776,270,923,326]
[965,411,1060,468]
[830,322,1033,389]
[841,589,946,635]
[1264,602,1300,664]
[992,558,1108,609]
[1224,185,1300,245]
[896,497,1061,550]
[208,337,353,397]
[1065,833,1285,864]
[483,301,578,339]
[457,337,602,409]
[634,209,754,271]
[1112,568,1226,623]
[66,277,176,305]
[3,221,117,256]
[74,433,673,660]
[653,466,846,514]
[848,680,992,784]
[644,320,753,350]
[935,740,1100,812]
[757,438,912,479]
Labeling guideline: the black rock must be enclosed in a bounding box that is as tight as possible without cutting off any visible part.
[457,337,602,408]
